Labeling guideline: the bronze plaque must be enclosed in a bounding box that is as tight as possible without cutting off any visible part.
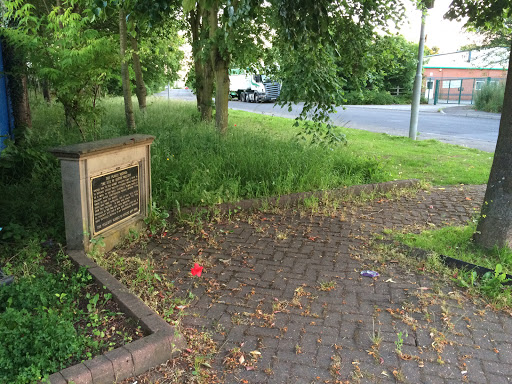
[91,165,140,233]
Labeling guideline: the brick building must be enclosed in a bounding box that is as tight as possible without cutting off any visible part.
[423,48,508,103]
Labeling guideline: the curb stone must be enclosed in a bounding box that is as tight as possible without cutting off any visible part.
[173,179,421,217]
[47,250,186,384]
[438,254,512,283]
[396,242,512,284]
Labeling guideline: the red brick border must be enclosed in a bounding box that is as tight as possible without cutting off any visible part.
[47,250,186,384]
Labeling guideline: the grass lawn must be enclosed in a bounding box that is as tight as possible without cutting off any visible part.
[335,128,491,186]
[226,107,492,186]
[1,96,492,239]
[228,107,494,183]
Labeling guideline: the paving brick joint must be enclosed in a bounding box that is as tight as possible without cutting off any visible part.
[124,184,512,384]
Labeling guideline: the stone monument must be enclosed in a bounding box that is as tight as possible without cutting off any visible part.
[51,135,154,253]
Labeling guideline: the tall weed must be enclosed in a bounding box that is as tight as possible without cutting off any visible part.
[474,82,505,113]
[87,98,385,207]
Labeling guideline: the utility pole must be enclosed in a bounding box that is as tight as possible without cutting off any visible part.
[409,13,426,140]
[409,0,434,140]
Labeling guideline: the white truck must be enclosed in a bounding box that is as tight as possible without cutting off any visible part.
[229,69,281,102]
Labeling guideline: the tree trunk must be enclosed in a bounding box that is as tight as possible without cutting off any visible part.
[42,79,51,104]
[64,103,74,128]
[16,75,32,133]
[189,8,213,121]
[213,60,229,134]
[2,40,31,143]
[56,0,64,28]
[130,34,147,114]
[198,58,214,121]
[474,43,512,249]
[209,2,230,134]
[119,8,136,132]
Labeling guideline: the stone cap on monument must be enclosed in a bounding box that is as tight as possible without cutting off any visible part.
[50,134,155,159]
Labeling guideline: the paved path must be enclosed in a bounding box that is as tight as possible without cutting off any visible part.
[125,184,512,383]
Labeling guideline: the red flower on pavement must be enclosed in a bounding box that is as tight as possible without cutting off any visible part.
[191,263,203,277]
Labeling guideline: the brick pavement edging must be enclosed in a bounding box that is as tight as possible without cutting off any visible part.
[47,250,186,384]
[173,179,421,217]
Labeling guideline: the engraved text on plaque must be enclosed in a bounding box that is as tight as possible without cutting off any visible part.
[91,165,140,233]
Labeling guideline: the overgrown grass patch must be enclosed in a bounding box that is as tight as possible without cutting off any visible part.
[227,107,492,186]
[2,96,492,242]
[474,82,505,113]
[2,94,494,241]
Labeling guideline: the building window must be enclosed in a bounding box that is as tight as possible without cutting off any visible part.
[443,80,461,89]
[475,80,499,90]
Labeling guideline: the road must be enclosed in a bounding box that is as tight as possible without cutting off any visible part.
[156,88,500,152]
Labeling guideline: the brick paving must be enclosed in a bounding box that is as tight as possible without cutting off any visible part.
[125,184,512,383]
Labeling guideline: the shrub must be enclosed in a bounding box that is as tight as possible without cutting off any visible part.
[0,267,92,383]
[343,90,402,105]
[474,82,505,113]
[364,90,396,105]
[0,141,64,243]
[0,307,84,383]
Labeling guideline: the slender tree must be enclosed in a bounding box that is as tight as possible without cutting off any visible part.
[130,33,147,114]
[41,79,51,104]
[119,7,136,131]
[134,19,184,92]
[188,5,213,121]
[97,0,182,123]
[3,0,122,139]
[208,1,230,134]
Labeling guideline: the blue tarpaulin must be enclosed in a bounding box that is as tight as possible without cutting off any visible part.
[0,38,14,153]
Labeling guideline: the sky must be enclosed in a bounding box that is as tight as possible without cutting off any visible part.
[399,0,482,53]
